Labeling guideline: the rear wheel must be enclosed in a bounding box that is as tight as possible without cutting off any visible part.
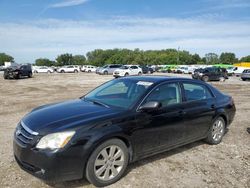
[61,70,65,73]
[125,73,129,77]
[138,72,142,75]
[47,70,51,74]
[242,78,246,81]
[205,117,226,145]
[74,69,78,73]
[28,72,32,78]
[86,139,129,187]
[202,75,209,82]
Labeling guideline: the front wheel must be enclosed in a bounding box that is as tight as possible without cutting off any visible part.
[202,75,209,82]
[205,117,226,145]
[86,139,129,187]
[138,72,142,75]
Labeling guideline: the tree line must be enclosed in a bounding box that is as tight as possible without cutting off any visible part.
[1,49,250,67]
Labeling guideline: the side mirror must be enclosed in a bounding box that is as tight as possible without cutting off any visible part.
[139,101,161,112]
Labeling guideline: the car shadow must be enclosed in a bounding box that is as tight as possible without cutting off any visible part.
[125,140,204,175]
[48,141,204,188]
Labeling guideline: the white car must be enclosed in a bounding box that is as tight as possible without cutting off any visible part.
[113,65,142,78]
[57,65,80,73]
[232,67,248,77]
[85,66,97,73]
[33,66,54,73]
[175,66,189,74]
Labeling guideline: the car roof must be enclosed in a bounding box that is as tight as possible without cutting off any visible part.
[118,76,203,84]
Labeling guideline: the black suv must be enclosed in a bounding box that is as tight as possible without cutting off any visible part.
[192,67,228,82]
[4,64,32,79]
[140,66,154,74]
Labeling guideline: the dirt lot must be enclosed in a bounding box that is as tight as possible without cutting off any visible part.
[0,72,249,188]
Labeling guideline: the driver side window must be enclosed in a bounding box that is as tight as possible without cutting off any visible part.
[144,83,181,108]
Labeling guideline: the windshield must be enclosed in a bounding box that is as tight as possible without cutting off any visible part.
[84,79,154,109]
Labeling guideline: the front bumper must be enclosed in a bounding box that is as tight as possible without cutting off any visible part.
[13,137,87,182]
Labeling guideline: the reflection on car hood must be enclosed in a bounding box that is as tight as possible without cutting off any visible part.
[22,99,120,134]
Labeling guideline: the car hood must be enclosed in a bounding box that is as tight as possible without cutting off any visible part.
[22,99,121,134]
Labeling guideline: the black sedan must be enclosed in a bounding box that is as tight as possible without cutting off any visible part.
[13,76,236,187]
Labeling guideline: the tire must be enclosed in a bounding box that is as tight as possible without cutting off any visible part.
[205,117,226,145]
[15,74,21,79]
[88,70,91,73]
[202,75,209,82]
[28,72,32,78]
[125,73,129,77]
[34,71,38,73]
[138,72,142,75]
[242,78,246,81]
[86,139,129,187]
[74,69,78,73]
[47,71,51,74]
[4,75,8,79]
[104,71,108,75]
[61,70,65,73]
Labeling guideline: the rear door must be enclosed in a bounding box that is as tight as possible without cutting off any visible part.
[180,81,216,140]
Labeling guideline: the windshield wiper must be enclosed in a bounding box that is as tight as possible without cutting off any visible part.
[84,98,110,108]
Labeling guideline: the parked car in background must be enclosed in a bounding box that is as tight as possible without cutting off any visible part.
[175,66,189,74]
[57,65,80,73]
[192,67,228,82]
[0,66,5,71]
[232,67,248,77]
[96,64,122,75]
[140,66,154,74]
[85,66,97,73]
[4,64,32,79]
[113,65,142,78]
[241,69,250,81]
[13,76,236,187]
[33,66,54,73]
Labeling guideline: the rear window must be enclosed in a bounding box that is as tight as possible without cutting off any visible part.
[183,83,213,101]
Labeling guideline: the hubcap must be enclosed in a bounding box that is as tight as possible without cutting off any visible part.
[94,145,125,181]
[212,119,224,142]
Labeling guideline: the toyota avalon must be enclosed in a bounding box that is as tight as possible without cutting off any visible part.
[13,76,236,187]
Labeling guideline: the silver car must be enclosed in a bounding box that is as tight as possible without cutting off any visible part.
[241,69,250,81]
[96,64,122,75]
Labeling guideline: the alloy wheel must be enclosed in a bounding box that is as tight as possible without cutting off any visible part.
[94,145,125,181]
[212,119,225,142]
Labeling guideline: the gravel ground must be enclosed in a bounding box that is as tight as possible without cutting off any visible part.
[0,72,249,188]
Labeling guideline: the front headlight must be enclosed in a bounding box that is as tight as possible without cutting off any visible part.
[36,131,75,149]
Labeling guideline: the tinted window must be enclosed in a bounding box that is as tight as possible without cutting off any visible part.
[144,83,181,107]
[183,83,213,101]
[131,66,138,69]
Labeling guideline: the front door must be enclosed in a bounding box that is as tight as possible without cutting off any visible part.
[133,82,187,157]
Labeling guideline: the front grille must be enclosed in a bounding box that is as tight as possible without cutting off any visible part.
[15,122,38,147]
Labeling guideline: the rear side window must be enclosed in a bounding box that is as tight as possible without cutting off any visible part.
[183,83,213,101]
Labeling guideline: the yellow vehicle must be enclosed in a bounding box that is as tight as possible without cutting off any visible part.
[233,62,250,68]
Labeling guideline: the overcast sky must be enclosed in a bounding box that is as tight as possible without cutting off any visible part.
[0,0,249,63]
